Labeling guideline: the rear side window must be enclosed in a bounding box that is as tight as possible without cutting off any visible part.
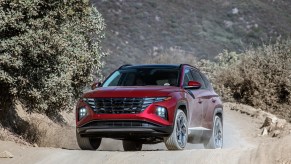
[191,69,206,89]
[200,72,211,89]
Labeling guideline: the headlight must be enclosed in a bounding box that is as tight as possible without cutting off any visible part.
[156,106,168,120]
[144,97,172,103]
[142,97,172,112]
[155,97,171,102]
[78,107,88,120]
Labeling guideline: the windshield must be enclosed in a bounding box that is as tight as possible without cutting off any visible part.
[102,67,180,87]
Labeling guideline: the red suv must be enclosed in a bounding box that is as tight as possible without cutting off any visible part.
[76,64,223,151]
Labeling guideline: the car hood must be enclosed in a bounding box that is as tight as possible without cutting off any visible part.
[83,86,182,98]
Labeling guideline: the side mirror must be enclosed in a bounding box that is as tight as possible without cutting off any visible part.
[184,81,201,89]
[91,82,101,90]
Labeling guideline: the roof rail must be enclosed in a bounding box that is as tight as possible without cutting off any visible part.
[118,64,132,69]
[179,64,192,68]
[179,64,200,70]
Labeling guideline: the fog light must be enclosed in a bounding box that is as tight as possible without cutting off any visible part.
[156,106,168,120]
[79,107,87,120]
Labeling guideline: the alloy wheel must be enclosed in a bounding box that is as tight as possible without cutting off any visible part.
[176,114,187,148]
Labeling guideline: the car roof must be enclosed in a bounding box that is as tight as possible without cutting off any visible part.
[119,64,181,70]
[119,64,200,71]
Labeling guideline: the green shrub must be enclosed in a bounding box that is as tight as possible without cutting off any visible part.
[0,0,105,116]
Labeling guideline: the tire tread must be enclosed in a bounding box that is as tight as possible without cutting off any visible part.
[122,140,142,151]
[164,109,187,150]
[76,132,101,150]
[203,115,223,149]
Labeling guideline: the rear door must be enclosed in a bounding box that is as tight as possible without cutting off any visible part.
[199,72,220,129]
[190,69,213,128]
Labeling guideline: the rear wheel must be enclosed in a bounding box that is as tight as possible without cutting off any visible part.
[76,132,102,150]
[204,115,223,149]
[164,109,188,150]
[122,140,142,151]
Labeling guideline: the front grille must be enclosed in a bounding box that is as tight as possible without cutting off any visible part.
[82,121,161,128]
[84,97,158,114]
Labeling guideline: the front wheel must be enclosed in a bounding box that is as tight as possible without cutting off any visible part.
[76,131,102,150]
[164,109,188,150]
[204,115,223,149]
[122,140,142,151]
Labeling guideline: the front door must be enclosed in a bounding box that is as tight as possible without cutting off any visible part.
[182,68,203,128]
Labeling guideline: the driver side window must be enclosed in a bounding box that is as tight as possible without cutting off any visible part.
[183,68,194,86]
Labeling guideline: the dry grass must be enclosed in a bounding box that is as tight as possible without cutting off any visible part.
[0,103,77,149]
[23,109,77,148]
[0,124,31,146]
[213,40,291,122]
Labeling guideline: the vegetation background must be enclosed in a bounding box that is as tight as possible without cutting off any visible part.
[0,0,105,143]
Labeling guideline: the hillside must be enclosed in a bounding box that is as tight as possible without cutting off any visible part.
[92,0,291,75]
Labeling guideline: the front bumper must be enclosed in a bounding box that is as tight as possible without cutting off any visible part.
[77,120,173,140]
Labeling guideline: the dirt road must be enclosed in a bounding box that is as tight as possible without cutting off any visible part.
[0,103,290,164]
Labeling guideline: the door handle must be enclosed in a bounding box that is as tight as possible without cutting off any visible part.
[211,98,216,103]
[198,98,203,104]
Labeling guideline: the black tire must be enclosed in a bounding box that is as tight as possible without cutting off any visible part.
[122,140,142,151]
[164,109,188,150]
[76,132,102,150]
[204,115,223,149]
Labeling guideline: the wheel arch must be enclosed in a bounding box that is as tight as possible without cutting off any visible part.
[175,100,188,118]
[168,100,188,131]
[213,105,223,125]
